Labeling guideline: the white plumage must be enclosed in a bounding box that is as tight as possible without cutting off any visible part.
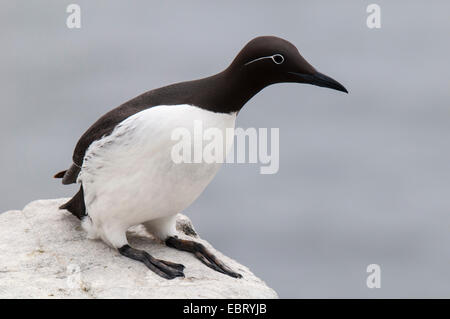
[78,104,236,248]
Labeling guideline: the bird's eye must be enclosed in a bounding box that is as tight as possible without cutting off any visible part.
[272,54,284,64]
[244,54,285,66]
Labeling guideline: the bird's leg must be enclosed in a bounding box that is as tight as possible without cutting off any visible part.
[118,244,185,279]
[165,236,242,278]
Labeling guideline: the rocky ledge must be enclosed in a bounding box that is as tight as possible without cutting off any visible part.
[0,199,277,298]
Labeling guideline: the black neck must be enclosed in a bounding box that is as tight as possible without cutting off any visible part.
[168,65,269,114]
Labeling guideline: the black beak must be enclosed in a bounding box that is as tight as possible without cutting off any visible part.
[289,71,348,93]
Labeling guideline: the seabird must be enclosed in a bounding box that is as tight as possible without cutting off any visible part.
[55,36,348,279]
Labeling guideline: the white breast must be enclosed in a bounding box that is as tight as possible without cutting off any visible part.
[78,104,236,236]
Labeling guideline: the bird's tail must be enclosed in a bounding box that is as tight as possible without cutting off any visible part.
[53,164,80,185]
[54,170,67,179]
[59,185,86,220]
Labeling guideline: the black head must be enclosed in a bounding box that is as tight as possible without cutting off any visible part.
[180,36,347,114]
[227,36,348,94]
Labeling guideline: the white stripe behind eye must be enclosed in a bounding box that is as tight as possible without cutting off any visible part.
[244,54,284,66]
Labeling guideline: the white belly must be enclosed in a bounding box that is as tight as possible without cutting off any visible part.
[78,104,236,232]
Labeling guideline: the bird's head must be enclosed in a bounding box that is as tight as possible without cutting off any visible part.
[229,36,348,93]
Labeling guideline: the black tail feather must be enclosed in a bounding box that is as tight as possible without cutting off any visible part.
[54,170,67,179]
[62,164,81,185]
[59,186,86,220]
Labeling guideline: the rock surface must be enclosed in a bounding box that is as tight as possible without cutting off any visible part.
[0,199,277,299]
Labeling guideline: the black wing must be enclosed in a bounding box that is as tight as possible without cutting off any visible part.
[55,90,160,184]
[54,78,207,184]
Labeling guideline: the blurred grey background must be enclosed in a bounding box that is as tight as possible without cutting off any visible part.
[1,1,449,298]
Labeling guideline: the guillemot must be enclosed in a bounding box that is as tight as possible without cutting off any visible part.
[55,36,347,279]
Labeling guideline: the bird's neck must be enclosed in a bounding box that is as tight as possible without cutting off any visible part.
[187,67,268,114]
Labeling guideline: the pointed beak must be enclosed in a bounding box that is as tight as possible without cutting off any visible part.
[288,71,348,93]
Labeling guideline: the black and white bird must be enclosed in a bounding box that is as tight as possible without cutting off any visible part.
[55,36,347,279]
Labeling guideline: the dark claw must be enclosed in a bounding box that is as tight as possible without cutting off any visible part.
[118,244,185,279]
[160,259,185,271]
[166,237,242,279]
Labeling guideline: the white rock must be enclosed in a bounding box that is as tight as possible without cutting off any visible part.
[0,199,277,299]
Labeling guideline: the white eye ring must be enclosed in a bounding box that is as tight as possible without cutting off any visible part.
[245,54,285,66]
[271,54,284,64]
